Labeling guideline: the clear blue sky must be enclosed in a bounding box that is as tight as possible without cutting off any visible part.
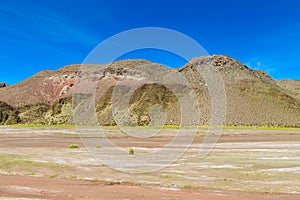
[0,0,299,84]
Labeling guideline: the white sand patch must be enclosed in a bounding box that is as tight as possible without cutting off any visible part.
[212,149,300,153]
[261,167,300,173]
[211,142,300,148]
[159,187,180,191]
[183,175,216,181]
[258,157,300,160]
[194,164,242,169]
[209,164,242,169]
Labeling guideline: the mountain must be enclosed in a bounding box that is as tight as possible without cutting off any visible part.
[0,55,299,127]
[0,60,152,107]
[180,56,300,126]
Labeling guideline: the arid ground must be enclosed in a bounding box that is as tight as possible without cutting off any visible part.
[0,126,300,199]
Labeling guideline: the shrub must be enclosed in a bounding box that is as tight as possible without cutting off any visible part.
[128,147,134,155]
[69,144,79,148]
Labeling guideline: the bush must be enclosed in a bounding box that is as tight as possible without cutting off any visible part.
[69,144,79,148]
[128,147,134,155]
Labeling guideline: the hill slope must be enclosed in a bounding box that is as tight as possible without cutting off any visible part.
[179,56,300,126]
[0,101,20,125]
[276,80,300,100]
[0,55,299,126]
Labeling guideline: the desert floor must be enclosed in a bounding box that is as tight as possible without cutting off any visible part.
[0,126,300,199]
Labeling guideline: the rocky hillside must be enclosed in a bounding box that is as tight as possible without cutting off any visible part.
[0,82,7,88]
[0,101,20,125]
[0,66,79,106]
[276,80,300,100]
[0,55,299,126]
[0,60,152,107]
[178,56,300,126]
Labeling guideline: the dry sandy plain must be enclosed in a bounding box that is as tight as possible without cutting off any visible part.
[0,126,300,199]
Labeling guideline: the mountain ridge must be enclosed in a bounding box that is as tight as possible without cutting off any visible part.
[0,55,299,126]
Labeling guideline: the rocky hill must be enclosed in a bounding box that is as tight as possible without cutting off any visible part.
[0,82,7,88]
[0,66,78,106]
[0,55,299,127]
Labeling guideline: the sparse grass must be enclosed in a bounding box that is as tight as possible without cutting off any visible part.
[53,132,79,137]
[69,175,77,179]
[163,125,180,129]
[223,178,233,182]
[0,154,25,161]
[0,154,70,171]
[222,125,300,130]
[96,145,102,148]
[1,126,300,194]
[182,184,192,189]
[10,123,75,128]
[69,144,79,148]
[106,181,122,185]
[160,174,183,179]
[116,125,300,131]
[6,124,300,131]
[128,147,134,155]
[8,160,59,168]
[48,174,60,179]
[182,147,300,193]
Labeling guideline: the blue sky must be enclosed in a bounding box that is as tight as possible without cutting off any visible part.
[0,0,299,84]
